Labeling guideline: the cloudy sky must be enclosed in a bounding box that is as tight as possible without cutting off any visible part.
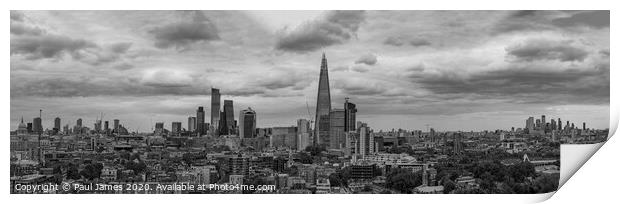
[10,10,609,132]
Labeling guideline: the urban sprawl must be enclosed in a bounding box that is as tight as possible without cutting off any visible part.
[10,54,609,194]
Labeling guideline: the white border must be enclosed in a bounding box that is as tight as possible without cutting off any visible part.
[3,0,618,203]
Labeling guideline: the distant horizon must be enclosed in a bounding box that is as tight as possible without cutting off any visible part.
[10,11,610,132]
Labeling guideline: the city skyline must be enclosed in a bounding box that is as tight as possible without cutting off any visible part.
[10,10,610,131]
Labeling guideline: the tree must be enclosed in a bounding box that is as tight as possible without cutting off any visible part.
[532,174,559,193]
[442,178,456,194]
[385,168,422,193]
[80,163,103,180]
[66,163,81,180]
[304,145,326,156]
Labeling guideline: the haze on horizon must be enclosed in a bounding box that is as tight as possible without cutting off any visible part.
[10,10,610,132]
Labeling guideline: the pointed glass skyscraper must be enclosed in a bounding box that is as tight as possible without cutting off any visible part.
[315,53,331,147]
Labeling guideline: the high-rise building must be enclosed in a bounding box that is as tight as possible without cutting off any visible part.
[297,119,311,150]
[329,109,345,149]
[155,122,164,130]
[222,100,235,135]
[583,122,586,130]
[188,116,196,132]
[196,107,205,135]
[344,98,357,132]
[27,122,33,133]
[541,115,546,130]
[54,117,61,131]
[171,122,182,134]
[558,118,562,130]
[550,119,556,131]
[358,123,374,158]
[104,121,109,132]
[526,117,534,132]
[33,117,42,134]
[211,88,221,135]
[239,107,256,138]
[453,132,463,155]
[113,119,120,133]
[77,118,82,128]
[314,53,332,147]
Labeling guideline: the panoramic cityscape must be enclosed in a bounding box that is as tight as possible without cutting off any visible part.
[10,10,609,194]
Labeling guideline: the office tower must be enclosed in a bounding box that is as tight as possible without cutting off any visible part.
[566,121,570,130]
[104,121,109,132]
[535,119,541,129]
[558,118,562,130]
[526,117,534,132]
[550,119,556,131]
[113,119,120,132]
[171,122,182,134]
[95,120,102,132]
[77,118,82,128]
[211,88,221,135]
[315,53,332,147]
[188,116,196,132]
[329,109,345,149]
[358,123,374,158]
[297,119,311,150]
[33,117,42,134]
[155,122,164,130]
[196,106,205,135]
[239,107,257,138]
[219,111,227,135]
[54,117,61,131]
[27,122,33,133]
[583,122,586,130]
[453,132,463,155]
[541,115,546,130]
[344,98,357,132]
[63,125,69,135]
[223,100,235,135]
[431,128,437,142]
[571,123,575,130]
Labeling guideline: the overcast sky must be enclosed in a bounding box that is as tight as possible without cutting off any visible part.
[10,10,610,132]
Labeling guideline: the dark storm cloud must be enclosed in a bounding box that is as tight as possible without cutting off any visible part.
[491,10,554,34]
[412,64,609,104]
[599,49,610,57]
[10,12,132,66]
[10,11,25,22]
[383,36,404,46]
[10,34,96,60]
[354,53,377,65]
[149,11,220,50]
[275,10,365,53]
[552,11,610,29]
[511,10,537,18]
[109,42,132,54]
[11,76,210,97]
[410,39,431,47]
[11,23,45,36]
[505,39,588,62]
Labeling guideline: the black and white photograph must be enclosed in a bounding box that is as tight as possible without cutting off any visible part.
[9,10,610,195]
